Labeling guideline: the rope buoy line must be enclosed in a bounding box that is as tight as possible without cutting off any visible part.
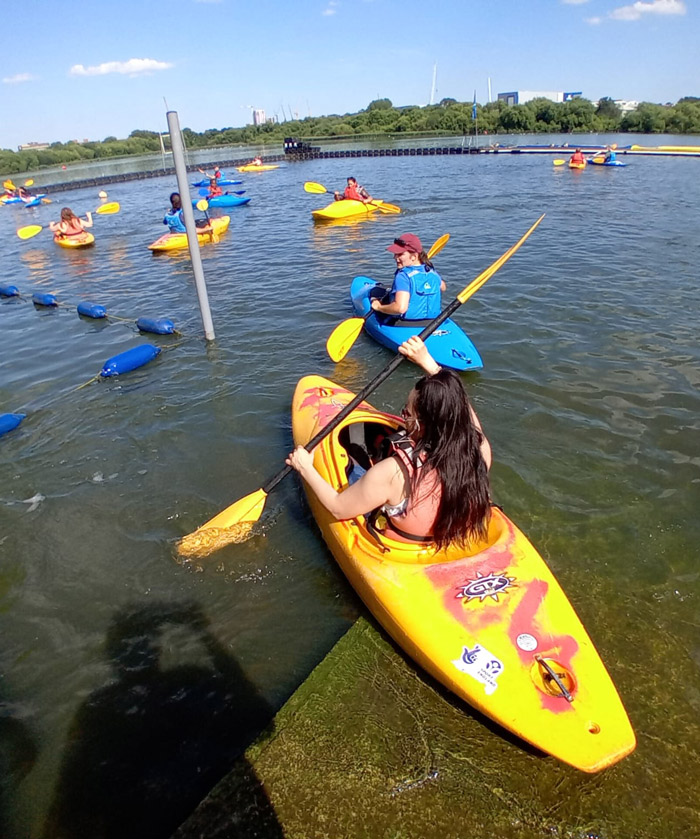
[1,285,185,438]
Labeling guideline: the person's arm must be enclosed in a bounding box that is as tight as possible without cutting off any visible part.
[286,448,403,520]
[81,211,93,229]
[49,220,60,232]
[371,289,409,315]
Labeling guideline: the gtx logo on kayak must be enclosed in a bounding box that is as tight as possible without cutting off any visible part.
[456,571,516,603]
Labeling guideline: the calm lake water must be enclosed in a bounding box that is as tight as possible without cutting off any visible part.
[1,134,699,838]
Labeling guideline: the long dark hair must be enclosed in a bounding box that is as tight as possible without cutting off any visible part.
[410,370,491,548]
[417,250,435,272]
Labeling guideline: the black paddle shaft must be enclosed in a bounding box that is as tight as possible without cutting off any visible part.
[261,296,464,495]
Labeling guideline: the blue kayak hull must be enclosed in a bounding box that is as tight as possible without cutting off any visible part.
[350,276,483,371]
[192,195,251,208]
[587,159,627,167]
[191,179,242,187]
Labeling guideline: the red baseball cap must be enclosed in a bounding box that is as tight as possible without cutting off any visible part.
[387,233,422,255]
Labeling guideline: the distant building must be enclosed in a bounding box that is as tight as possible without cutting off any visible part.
[497,91,582,106]
[613,99,638,113]
[17,141,50,152]
[253,109,266,126]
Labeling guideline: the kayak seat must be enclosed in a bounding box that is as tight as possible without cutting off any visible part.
[338,421,393,482]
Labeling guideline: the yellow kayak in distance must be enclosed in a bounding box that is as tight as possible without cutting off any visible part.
[236,164,280,172]
[54,231,95,249]
[291,375,636,773]
[311,199,388,221]
[569,161,586,170]
[148,216,230,252]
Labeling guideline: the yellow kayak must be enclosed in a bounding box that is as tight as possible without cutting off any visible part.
[291,375,636,773]
[54,232,95,249]
[569,161,586,170]
[148,215,230,252]
[312,199,385,221]
[236,164,279,172]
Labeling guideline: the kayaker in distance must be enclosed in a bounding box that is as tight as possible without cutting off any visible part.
[334,176,373,203]
[570,148,585,165]
[286,335,492,547]
[49,207,93,238]
[369,233,446,323]
[197,165,222,181]
[207,178,223,198]
[164,193,212,234]
[250,156,263,166]
[603,144,617,162]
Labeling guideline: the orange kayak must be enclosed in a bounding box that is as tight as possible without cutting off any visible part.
[291,375,636,772]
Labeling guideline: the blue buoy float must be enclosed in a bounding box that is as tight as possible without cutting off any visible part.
[32,292,58,307]
[77,301,107,319]
[0,284,20,297]
[0,413,25,438]
[136,316,175,335]
[100,344,161,378]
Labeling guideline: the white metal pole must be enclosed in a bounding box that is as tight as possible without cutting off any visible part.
[166,110,215,341]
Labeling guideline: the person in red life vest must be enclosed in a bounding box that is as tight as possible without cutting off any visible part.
[250,156,263,166]
[207,178,223,198]
[49,207,93,238]
[198,166,223,181]
[334,176,373,203]
[570,148,585,164]
[286,336,492,546]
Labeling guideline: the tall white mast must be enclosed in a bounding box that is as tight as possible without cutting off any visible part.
[430,63,437,105]
[488,77,492,103]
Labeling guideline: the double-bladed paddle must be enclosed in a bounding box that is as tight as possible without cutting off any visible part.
[197,188,246,197]
[326,233,451,363]
[194,199,219,243]
[303,181,401,215]
[16,203,121,240]
[176,214,545,559]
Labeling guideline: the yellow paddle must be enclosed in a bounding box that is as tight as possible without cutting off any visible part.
[553,159,566,166]
[16,202,120,240]
[3,179,16,191]
[24,179,34,187]
[177,214,545,559]
[194,198,219,243]
[326,233,451,363]
[303,181,401,214]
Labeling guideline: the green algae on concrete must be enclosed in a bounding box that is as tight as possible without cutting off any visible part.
[175,616,700,839]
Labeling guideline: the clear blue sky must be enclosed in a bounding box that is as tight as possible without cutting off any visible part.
[1,0,697,149]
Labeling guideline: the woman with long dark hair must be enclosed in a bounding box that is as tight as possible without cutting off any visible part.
[286,336,491,549]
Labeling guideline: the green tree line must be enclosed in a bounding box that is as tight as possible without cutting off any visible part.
[2,96,699,176]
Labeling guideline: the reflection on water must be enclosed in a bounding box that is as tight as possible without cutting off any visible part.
[1,135,700,838]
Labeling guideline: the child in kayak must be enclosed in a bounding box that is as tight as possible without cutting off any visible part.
[198,165,223,181]
[164,193,212,234]
[250,156,263,167]
[570,148,585,165]
[49,207,93,238]
[286,335,492,547]
[334,176,373,203]
[207,178,223,198]
[369,233,446,323]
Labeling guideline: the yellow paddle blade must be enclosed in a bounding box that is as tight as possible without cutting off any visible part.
[427,233,449,260]
[592,156,605,163]
[95,201,120,215]
[553,159,566,166]
[41,198,52,204]
[195,199,209,211]
[326,317,365,363]
[3,180,16,191]
[177,488,268,558]
[304,181,328,194]
[372,201,401,214]
[457,214,545,305]
[17,224,43,240]
[24,179,34,187]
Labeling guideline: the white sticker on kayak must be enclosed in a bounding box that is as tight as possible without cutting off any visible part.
[516,633,538,652]
[452,645,504,695]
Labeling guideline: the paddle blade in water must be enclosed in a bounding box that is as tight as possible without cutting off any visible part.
[373,201,401,214]
[176,489,268,558]
[96,202,120,215]
[592,156,605,163]
[553,159,566,166]
[326,317,365,363]
[304,181,328,194]
[17,224,43,240]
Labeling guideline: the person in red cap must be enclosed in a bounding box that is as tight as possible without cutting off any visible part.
[369,233,446,322]
[334,176,373,204]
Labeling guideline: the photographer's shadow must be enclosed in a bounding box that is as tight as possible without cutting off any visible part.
[43,601,282,839]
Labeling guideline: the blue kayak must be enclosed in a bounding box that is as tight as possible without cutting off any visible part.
[350,276,483,371]
[24,194,47,208]
[587,158,627,167]
[191,179,242,187]
[191,195,251,208]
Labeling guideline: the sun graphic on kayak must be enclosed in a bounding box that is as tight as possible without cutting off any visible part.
[456,571,517,603]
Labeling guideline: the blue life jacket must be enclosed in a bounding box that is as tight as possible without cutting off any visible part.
[164,208,186,233]
[394,265,442,320]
